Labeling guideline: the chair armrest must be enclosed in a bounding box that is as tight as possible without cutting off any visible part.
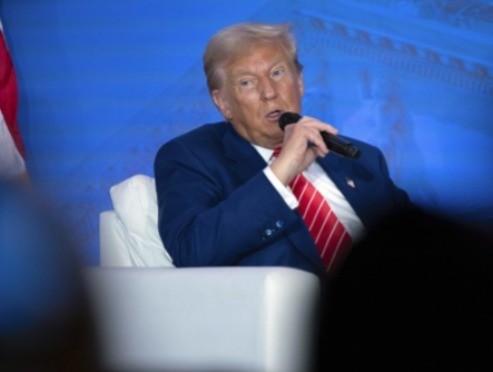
[99,209,174,267]
[85,266,320,372]
[99,211,132,266]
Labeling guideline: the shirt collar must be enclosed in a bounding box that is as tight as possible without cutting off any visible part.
[251,144,275,163]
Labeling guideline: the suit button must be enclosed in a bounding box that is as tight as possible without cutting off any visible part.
[264,228,274,237]
[275,220,284,228]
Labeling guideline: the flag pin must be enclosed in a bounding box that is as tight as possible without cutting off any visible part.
[345,177,356,188]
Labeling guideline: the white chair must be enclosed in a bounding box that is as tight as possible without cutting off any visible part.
[85,175,321,372]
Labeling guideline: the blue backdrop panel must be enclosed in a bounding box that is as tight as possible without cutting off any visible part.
[2,0,492,264]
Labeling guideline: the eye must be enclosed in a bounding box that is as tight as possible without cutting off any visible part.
[271,68,285,78]
[238,78,256,89]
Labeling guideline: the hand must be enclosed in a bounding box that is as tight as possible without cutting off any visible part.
[270,116,338,185]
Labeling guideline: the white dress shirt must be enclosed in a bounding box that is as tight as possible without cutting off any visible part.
[252,144,366,243]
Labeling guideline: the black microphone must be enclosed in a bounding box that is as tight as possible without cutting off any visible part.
[278,112,361,159]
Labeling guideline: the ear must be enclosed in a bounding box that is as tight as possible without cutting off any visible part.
[212,89,232,120]
[297,72,305,97]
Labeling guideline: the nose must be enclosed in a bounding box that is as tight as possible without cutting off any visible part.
[259,77,277,101]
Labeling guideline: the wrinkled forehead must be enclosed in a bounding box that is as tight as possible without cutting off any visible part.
[234,45,288,71]
[219,42,295,83]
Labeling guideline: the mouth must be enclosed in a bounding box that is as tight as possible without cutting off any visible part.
[265,109,283,122]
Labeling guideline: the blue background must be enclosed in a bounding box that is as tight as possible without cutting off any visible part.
[2,0,492,265]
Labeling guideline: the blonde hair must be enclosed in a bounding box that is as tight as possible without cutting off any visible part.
[203,22,303,93]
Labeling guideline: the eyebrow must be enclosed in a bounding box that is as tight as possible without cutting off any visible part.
[231,59,286,79]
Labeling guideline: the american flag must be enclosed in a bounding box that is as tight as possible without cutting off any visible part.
[0,19,26,179]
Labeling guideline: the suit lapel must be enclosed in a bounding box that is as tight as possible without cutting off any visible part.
[222,124,266,183]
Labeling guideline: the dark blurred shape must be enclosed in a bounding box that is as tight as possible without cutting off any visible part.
[317,208,493,372]
[0,183,101,370]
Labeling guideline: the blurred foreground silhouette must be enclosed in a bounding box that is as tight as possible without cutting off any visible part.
[0,183,100,370]
[317,208,493,371]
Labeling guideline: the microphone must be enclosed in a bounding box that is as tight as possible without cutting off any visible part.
[278,112,361,159]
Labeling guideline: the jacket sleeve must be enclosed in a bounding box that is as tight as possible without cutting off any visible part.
[154,140,298,267]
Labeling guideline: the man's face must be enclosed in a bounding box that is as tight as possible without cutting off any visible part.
[212,43,304,149]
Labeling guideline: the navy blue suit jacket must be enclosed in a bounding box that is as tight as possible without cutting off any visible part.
[154,122,410,276]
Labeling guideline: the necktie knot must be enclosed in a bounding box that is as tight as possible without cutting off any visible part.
[272,147,282,158]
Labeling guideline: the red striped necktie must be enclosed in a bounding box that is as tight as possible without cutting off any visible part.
[273,148,352,274]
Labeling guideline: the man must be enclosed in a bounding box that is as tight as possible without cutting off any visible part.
[154,22,410,276]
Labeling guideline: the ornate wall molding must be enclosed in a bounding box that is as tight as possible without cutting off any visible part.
[358,0,493,30]
[297,11,493,96]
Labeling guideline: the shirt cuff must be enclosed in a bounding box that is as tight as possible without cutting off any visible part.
[263,166,299,210]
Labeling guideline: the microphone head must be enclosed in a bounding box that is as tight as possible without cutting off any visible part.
[278,112,302,131]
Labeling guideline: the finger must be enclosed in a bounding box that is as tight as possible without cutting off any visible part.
[301,149,318,170]
[311,145,329,159]
[298,116,339,136]
[305,127,329,154]
[281,123,328,160]
[312,144,329,158]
